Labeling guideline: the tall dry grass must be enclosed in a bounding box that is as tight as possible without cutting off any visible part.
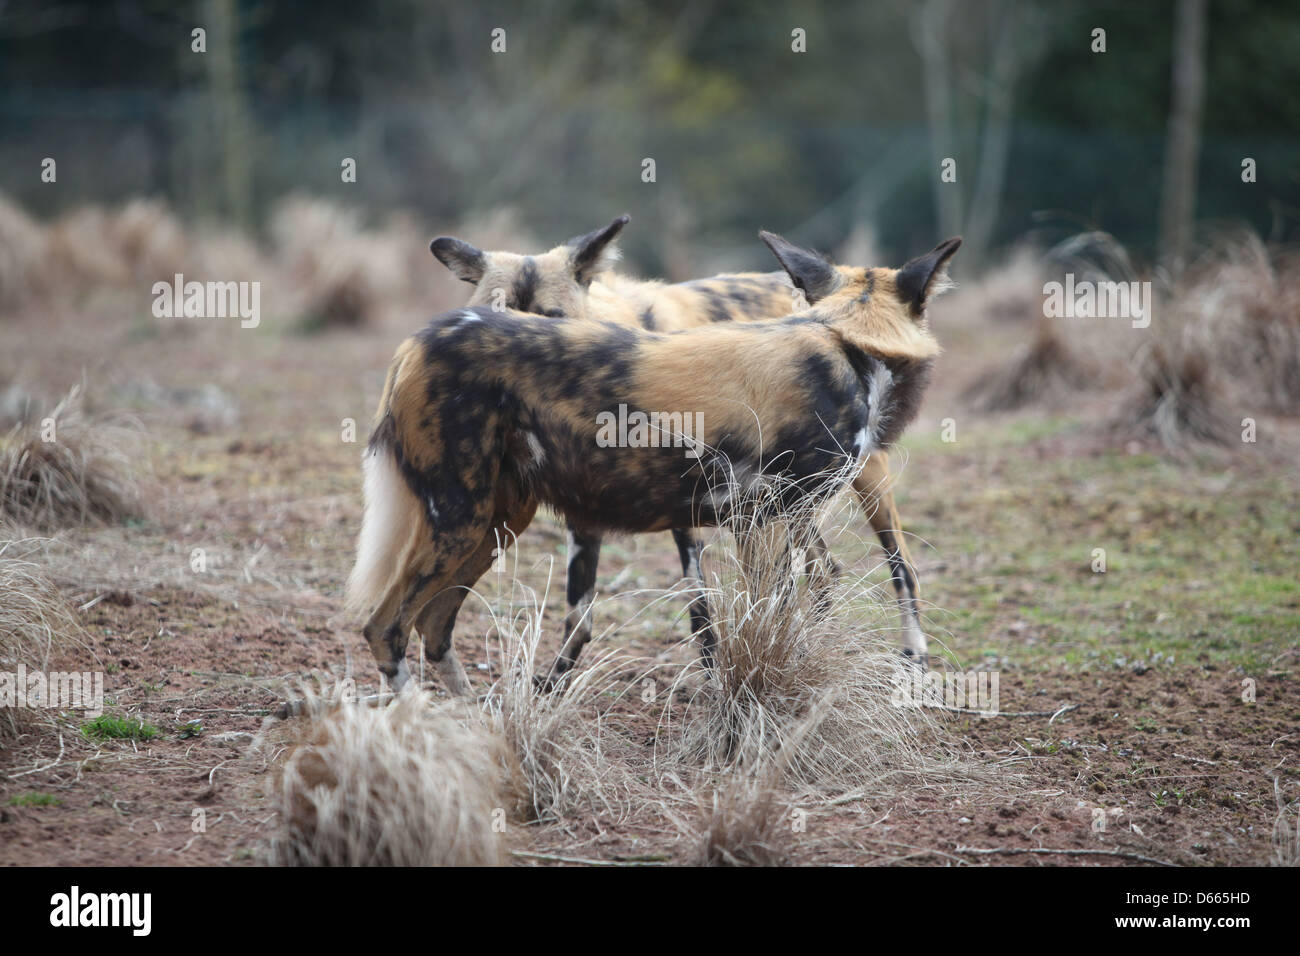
[680,766,793,866]
[953,229,1296,447]
[1175,230,1300,413]
[965,315,1095,412]
[658,465,990,795]
[0,193,50,309]
[630,468,1003,865]
[1272,779,1300,867]
[1123,337,1235,448]
[0,537,86,741]
[265,464,1002,865]
[948,239,1106,411]
[42,199,188,293]
[272,682,510,866]
[1,193,186,304]
[476,568,643,823]
[0,385,145,530]
[1033,229,1246,449]
[1109,232,1275,450]
[268,195,413,329]
[960,244,1049,326]
[0,191,462,330]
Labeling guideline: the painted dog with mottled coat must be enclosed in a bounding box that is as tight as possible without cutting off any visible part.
[432,219,933,672]
[349,234,960,694]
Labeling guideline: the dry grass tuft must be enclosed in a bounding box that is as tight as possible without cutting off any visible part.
[1180,231,1300,413]
[478,578,640,823]
[1038,227,1300,448]
[0,385,145,530]
[41,199,186,296]
[273,682,510,866]
[1270,779,1300,867]
[965,316,1094,411]
[0,383,41,430]
[104,199,188,282]
[942,240,1119,411]
[645,473,1004,864]
[0,538,85,740]
[0,192,515,329]
[963,245,1048,326]
[189,229,263,282]
[663,469,988,801]
[1122,339,1234,449]
[687,768,791,866]
[0,192,50,308]
[1113,247,1237,450]
[269,195,408,329]
[44,206,131,291]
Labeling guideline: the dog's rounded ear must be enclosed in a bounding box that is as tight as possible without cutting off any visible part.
[430,237,487,284]
[895,237,962,315]
[759,230,839,304]
[569,214,630,286]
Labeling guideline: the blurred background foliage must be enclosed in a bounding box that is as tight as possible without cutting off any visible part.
[0,0,1297,275]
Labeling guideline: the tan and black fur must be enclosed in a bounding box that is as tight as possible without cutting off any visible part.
[350,234,960,693]
[433,219,932,670]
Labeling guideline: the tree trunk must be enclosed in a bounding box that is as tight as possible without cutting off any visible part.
[207,0,254,231]
[1158,0,1208,271]
[913,0,962,242]
[964,0,1020,271]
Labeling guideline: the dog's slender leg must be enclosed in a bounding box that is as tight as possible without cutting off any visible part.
[362,454,509,693]
[671,528,718,665]
[852,452,927,667]
[542,527,603,687]
[362,567,428,693]
[411,585,475,698]
[363,547,473,694]
[415,493,539,697]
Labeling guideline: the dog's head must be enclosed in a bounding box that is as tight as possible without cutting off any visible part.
[759,231,960,360]
[430,215,630,321]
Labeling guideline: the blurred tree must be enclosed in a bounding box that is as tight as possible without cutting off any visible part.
[912,0,1047,268]
[0,0,1296,262]
[206,0,254,231]
[1158,0,1207,270]
[914,0,960,243]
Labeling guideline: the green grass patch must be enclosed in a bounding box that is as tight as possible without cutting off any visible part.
[80,714,161,741]
[8,792,62,807]
[840,418,1299,671]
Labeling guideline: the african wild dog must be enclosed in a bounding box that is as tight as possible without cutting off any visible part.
[430,215,631,321]
[432,220,932,669]
[348,233,960,694]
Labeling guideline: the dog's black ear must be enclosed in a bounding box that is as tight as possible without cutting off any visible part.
[759,230,839,303]
[569,214,630,286]
[895,237,962,315]
[430,237,487,284]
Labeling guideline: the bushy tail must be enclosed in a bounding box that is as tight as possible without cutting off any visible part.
[345,346,424,614]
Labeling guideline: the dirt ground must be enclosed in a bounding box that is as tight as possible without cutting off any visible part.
[1,290,1297,867]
